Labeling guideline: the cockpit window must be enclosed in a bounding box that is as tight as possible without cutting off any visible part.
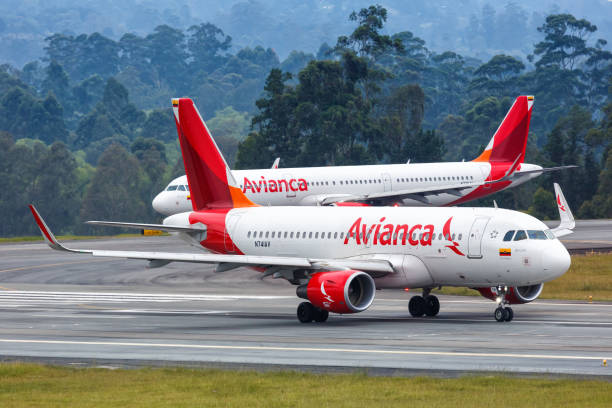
[185,185,189,191]
[527,230,547,240]
[544,230,555,239]
[177,185,185,191]
[503,230,515,241]
[513,230,527,241]
[167,185,178,191]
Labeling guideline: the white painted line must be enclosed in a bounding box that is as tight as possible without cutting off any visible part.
[0,338,608,361]
[0,291,292,301]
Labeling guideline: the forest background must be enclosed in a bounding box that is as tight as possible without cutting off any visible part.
[0,1,611,236]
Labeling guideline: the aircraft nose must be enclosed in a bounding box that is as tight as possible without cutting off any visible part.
[152,192,169,216]
[542,242,571,280]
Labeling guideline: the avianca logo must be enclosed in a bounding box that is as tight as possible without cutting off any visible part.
[321,281,333,308]
[557,194,566,212]
[443,217,464,256]
[242,176,308,193]
[343,217,435,246]
[343,216,464,256]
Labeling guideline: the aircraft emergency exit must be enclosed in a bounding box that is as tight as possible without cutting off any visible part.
[152,95,575,216]
[30,98,574,323]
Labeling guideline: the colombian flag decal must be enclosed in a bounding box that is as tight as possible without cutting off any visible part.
[499,248,511,257]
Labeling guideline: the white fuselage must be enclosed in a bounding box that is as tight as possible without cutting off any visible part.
[165,205,570,289]
[154,162,543,215]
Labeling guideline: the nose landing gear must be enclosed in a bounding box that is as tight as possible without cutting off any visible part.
[493,286,514,322]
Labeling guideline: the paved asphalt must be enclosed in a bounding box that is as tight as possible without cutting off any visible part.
[0,220,610,377]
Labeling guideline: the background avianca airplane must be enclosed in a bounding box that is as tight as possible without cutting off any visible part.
[31,98,575,323]
[153,95,574,216]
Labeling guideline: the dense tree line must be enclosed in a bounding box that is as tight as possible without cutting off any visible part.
[0,6,610,237]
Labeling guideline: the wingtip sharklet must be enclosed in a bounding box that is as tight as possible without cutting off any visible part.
[28,205,89,253]
[552,183,575,237]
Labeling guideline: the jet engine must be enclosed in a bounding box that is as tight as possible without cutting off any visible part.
[476,283,544,304]
[296,270,375,313]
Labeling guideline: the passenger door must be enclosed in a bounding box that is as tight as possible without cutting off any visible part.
[468,217,490,259]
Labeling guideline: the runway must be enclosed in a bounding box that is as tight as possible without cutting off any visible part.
[0,229,611,377]
[546,219,612,253]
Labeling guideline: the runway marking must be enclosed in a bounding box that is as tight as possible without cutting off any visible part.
[0,286,14,291]
[0,339,609,361]
[0,291,293,301]
[0,259,112,274]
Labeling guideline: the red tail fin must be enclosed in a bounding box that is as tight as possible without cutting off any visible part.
[473,95,533,166]
[172,98,256,210]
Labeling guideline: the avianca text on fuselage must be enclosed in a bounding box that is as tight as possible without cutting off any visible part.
[343,216,465,255]
[242,176,308,193]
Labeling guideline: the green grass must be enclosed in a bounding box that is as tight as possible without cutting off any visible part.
[541,252,612,301]
[434,253,612,301]
[0,363,610,407]
[0,233,160,243]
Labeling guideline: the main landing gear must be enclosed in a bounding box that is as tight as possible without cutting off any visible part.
[493,286,513,322]
[297,302,329,323]
[408,289,440,317]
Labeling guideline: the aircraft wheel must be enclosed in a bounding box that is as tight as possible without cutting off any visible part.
[409,296,426,317]
[505,307,514,322]
[494,307,506,322]
[297,302,314,323]
[424,295,440,316]
[313,308,329,323]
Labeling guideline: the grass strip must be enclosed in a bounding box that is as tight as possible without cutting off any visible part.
[0,363,610,408]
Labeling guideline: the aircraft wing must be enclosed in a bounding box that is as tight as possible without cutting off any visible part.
[29,205,393,274]
[86,221,206,233]
[319,181,483,205]
[550,183,575,238]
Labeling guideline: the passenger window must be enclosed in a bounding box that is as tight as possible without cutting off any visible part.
[265,231,269,238]
[458,234,462,240]
[334,232,338,239]
[259,231,263,238]
[284,232,288,238]
[271,232,275,238]
[340,232,344,239]
[513,230,527,241]
[167,185,178,191]
[309,232,313,239]
[290,232,294,238]
[296,232,300,238]
[328,232,332,239]
[503,230,515,241]
[247,231,251,238]
[451,233,455,240]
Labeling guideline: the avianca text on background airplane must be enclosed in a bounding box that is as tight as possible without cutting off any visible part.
[30,98,575,323]
[152,95,575,216]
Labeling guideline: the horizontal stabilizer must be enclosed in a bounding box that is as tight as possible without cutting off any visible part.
[514,165,579,176]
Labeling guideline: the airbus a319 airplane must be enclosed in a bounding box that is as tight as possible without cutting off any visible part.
[153,95,574,216]
[30,98,575,323]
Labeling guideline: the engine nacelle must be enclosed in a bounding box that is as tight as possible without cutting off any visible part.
[296,270,375,314]
[476,283,544,304]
